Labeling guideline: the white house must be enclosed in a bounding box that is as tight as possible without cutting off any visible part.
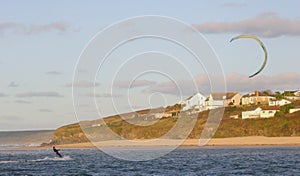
[294,90,300,97]
[269,99,291,106]
[182,93,206,112]
[283,90,300,100]
[242,106,279,119]
[260,106,279,118]
[242,107,262,119]
[205,92,241,110]
[242,91,275,105]
[289,107,300,114]
[284,96,300,101]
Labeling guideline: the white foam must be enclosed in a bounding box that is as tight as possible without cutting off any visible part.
[30,155,73,162]
[0,160,19,164]
[0,155,72,164]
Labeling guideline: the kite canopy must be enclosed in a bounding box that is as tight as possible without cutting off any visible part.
[230,34,268,78]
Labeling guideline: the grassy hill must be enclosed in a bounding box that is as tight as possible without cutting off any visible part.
[49,102,300,145]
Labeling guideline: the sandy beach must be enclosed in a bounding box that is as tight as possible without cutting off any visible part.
[44,136,300,149]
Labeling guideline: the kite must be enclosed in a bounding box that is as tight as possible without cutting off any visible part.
[230,34,268,78]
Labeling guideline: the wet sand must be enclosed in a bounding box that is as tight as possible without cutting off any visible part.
[51,136,300,148]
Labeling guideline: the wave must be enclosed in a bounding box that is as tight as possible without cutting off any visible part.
[0,155,72,164]
[32,155,73,162]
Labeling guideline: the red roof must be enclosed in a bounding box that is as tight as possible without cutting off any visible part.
[261,106,280,110]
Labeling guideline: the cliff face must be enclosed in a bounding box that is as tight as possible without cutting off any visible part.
[50,105,300,145]
[50,123,89,144]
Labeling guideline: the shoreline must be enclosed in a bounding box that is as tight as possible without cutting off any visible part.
[3,136,300,150]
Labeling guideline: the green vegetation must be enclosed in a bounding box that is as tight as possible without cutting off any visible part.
[275,104,294,117]
[49,101,300,145]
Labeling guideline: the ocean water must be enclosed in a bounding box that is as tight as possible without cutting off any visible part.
[0,146,299,175]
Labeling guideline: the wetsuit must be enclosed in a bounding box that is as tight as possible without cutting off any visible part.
[53,146,62,158]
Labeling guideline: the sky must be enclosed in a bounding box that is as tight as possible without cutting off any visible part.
[1,0,300,131]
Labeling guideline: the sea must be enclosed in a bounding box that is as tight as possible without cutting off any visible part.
[1,146,299,175]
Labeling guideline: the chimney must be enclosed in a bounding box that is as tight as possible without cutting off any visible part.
[255,91,259,97]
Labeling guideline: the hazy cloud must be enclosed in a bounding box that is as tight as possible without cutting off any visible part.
[144,72,300,96]
[14,100,31,104]
[65,81,100,88]
[194,13,300,37]
[114,80,156,89]
[144,80,204,96]
[0,93,9,97]
[0,115,21,121]
[8,81,19,87]
[0,21,73,35]
[46,71,63,75]
[15,91,63,98]
[127,105,147,110]
[225,72,300,92]
[38,109,53,112]
[86,92,123,98]
[220,2,247,8]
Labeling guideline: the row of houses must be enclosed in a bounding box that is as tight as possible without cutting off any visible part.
[179,90,300,117]
[180,92,242,112]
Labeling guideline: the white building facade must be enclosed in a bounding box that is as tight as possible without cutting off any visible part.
[182,93,206,112]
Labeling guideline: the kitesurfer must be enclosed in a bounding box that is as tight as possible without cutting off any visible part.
[53,146,63,158]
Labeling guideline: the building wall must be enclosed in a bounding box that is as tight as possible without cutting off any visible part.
[260,110,277,118]
[289,108,300,113]
[285,96,300,101]
[242,108,262,119]
[225,94,242,106]
[242,96,274,105]
[269,99,291,106]
[182,93,206,111]
[205,97,224,110]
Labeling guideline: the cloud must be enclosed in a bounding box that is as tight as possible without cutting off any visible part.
[65,81,100,88]
[0,21,74,35]
[46,71,62,75]
[144,79,207,96]
[14,100,31,104]
[225,72,300,92]
[8,81,19,87]
[114,80,156,89]
[0,115,21,121]
[38,109,53,112]
[86,92,123,98]
[126,105,147,110]
[143,72,300,96]
[194,13,300,37]
[15,91,63,98]
[0,93,9,97]
[220,2,247,8]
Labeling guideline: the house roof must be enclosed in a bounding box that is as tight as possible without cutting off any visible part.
[261,106,280,110]
[186,94,194,101]
[211,92,238,100]
[284,90,297,94]
[242,91,276,98]
[185,92,205,100]
[246,107,261,111]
